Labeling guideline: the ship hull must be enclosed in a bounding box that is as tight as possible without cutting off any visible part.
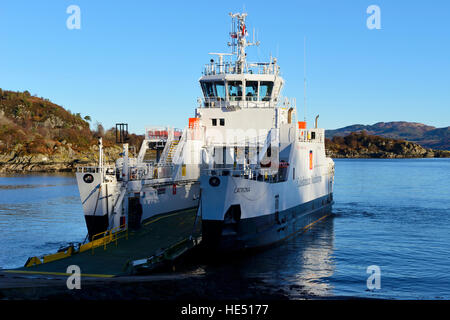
[202,193,333,251]
[76,168,200,240]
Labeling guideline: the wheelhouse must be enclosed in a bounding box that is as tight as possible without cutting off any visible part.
[200,79,276,107]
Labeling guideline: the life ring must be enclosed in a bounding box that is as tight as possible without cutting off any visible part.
[260,161,271,168]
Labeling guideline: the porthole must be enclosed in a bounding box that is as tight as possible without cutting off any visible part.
[83,174,94,184]
[209,177,220,187]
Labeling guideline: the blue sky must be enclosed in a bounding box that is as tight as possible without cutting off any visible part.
[0,0,449,133]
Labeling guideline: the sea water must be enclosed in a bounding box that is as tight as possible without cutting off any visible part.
[1,159,449,299]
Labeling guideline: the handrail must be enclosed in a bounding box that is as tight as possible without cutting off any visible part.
[171,128,188,167]
[158,129,175,165]
[199,95,295,110]
[200,98,278,109]
[203,61,278,76]
[76,166,115,173]
[203,165,286,182]
[90,224,128,254]
[24,224,129,266]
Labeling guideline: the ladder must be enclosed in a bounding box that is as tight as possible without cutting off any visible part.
[164,140,179,164]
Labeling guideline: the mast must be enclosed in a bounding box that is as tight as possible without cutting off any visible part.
[303,36,307,122]
[98,137,104,180]
[228,12,259,73]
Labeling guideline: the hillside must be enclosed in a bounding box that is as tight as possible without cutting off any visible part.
[326,122,450,150]
[1,89,449,172]
[0,89,143,172]
[325,131,450,158]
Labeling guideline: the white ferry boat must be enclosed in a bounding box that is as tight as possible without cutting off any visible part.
[75,12,334,251]
[196,13,335,251]
[76,125,204,240]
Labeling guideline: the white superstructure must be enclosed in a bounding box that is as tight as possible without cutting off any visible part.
[195,12,335,250]
[75,12,335,250]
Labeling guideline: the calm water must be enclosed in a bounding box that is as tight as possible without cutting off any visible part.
[0,174,87,269]
[1,159,449,299]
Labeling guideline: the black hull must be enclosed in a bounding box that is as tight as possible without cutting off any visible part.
[85,215,109,241]
[202,193,333,252]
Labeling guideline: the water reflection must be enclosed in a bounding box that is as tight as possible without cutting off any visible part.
[289,217,335,297]
[196,216,336,298]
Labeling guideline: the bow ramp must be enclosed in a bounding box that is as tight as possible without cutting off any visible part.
[3,207,201,278]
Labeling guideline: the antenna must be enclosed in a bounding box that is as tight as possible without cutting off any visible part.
[303,36,307,122]
[208,52,233,73]
[228,12,259,73]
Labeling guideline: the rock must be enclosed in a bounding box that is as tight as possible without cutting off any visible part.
[0,145,122,173]
[325,132,450,159]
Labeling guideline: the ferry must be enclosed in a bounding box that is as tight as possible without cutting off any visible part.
[195,13,335,251]
[8,12,335,277]
[76,125,204,240]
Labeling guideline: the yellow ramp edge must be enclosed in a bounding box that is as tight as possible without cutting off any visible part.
[3,270,115,278]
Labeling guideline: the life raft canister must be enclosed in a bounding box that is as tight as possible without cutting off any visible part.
[279,161,289,169]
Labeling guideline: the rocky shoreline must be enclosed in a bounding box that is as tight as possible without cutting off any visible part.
[1,146,449,174]
[0,145,122,173]
[325,132,450,159]
[326,149,450,159]
[1,131,449,174]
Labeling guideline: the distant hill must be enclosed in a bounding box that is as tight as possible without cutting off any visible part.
[0,88,143,172]
[325,132,450,159]
[326,122,450,151]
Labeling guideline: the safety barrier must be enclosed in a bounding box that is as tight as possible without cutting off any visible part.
[87,224,128,254]
[24,224,129,267]
[24,245,76,267]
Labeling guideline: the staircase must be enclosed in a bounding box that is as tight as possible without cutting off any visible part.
[163,140,179,164]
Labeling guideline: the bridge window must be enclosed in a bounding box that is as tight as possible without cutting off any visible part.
[215,82,226,101]
[201,81,226,101]
[201,82,215,99]
[245,81,258,101]
[228,81,242,101]
[259,81,273,101]
[220,118,225,126]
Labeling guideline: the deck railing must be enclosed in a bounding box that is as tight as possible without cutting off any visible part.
[89,224,128,254]
[203,165,288,184]
[203,61,279,76]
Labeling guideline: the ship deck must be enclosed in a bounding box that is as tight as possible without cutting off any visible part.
[1,207,200,278]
